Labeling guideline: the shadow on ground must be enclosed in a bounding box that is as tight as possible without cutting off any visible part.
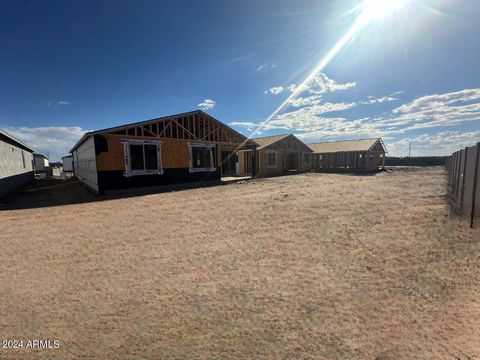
[0,177,229,211]
[0,169,392,211]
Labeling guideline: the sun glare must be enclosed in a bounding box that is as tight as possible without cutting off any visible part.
[358,0,412,25]
[242,0,414,143]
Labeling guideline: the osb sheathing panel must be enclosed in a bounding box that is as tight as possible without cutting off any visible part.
[238,151,254,176]
[258,148,285,176]
[96,134,244,171]
[238,151,245,174]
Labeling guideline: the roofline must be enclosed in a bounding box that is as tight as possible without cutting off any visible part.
[253,133,292,149]
[307,137,380,146]
[307,137,387,154]
[70,110,257,153]
[0,129,35,152]
[70,110,200,152]
[375,138,388,153]
[199,111,259,146]
[252,133,291,141]
[33,153,48,159]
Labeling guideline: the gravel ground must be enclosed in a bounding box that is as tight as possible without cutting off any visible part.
[0,167,479,360]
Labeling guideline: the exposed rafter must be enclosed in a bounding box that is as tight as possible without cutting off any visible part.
[109,112,247,144]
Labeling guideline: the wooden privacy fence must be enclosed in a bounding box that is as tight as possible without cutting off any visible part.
[445,142,480,228]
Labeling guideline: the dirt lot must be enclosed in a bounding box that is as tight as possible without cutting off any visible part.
[0,167,479,360]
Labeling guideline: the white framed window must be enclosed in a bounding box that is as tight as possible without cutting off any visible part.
[188,143,216,173]
[121,139,163,177]
[267,151,277,167]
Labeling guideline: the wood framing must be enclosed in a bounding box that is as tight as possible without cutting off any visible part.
[70,110,257,193]
[253,134,313,177]
[308,138,387,172]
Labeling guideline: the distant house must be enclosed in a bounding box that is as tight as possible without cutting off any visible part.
[253,134,313,177]
[49,162,63,177]
[33,154,49,173]
[0,129,35,198]
[62,155,74,172]
[308,138,387,171]
[70,110,257,194]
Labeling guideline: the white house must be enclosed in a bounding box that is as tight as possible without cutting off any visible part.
[62,155,74,172]
[34,154,49,173]
[0,129,35,198]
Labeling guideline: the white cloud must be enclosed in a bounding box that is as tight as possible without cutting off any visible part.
[2,126,89,162]
[279,88,480,140]
[267,73,355,99]
[288,95,323,107]
[377,88,480,131]
[360,95,398,104]
[256,63,276,72]
[265,86,284,95]
[387,131,480,157]
[198,99,216,110]
[300,73,356,95]
[229,121,259,131]
[236,81,480,155]
[393,89,480,114]
[288,84,297,93]
[47,100,70,107]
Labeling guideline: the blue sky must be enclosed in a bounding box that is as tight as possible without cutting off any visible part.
[1,0,479,161]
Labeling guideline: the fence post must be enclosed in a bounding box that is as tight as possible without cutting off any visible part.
[470,143,480,228]
[461,148,469,210]
[455,151,462,208]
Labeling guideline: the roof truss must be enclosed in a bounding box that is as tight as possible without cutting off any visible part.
[262,134,312,152]
[109,112,248,144]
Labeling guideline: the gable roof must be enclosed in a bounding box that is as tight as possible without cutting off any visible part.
[34,153,48,159]
[308,138,386,154]
[70,110,255,152]
[0,128,34,152]
[252,134,291,149]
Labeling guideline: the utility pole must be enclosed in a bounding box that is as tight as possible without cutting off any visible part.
[408,141,411,158]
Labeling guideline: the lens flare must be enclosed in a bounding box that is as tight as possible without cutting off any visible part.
[244,0,412,141]
[359,0,412,24]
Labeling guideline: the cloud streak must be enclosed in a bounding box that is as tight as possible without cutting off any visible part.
[266,73,356,98]
[235,71,480,155]
[47,100,70,107]
[256,63,276,72]
[265,86,284,95]
[198,99,216,110]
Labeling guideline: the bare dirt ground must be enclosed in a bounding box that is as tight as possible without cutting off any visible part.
[0,167,479,360]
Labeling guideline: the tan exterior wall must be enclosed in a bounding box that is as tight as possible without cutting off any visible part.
[258,149,311,177]
[238,151,245,175]
[258,149,285,177]
[365,151,385,170]
[312,150,385,170]
[95,134,244,172]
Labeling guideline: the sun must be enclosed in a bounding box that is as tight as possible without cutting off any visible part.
[251,0,415,138]
[359,0,412,24]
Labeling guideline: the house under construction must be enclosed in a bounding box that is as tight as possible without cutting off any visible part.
[308,138,387,171]
[70,110,257,194]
